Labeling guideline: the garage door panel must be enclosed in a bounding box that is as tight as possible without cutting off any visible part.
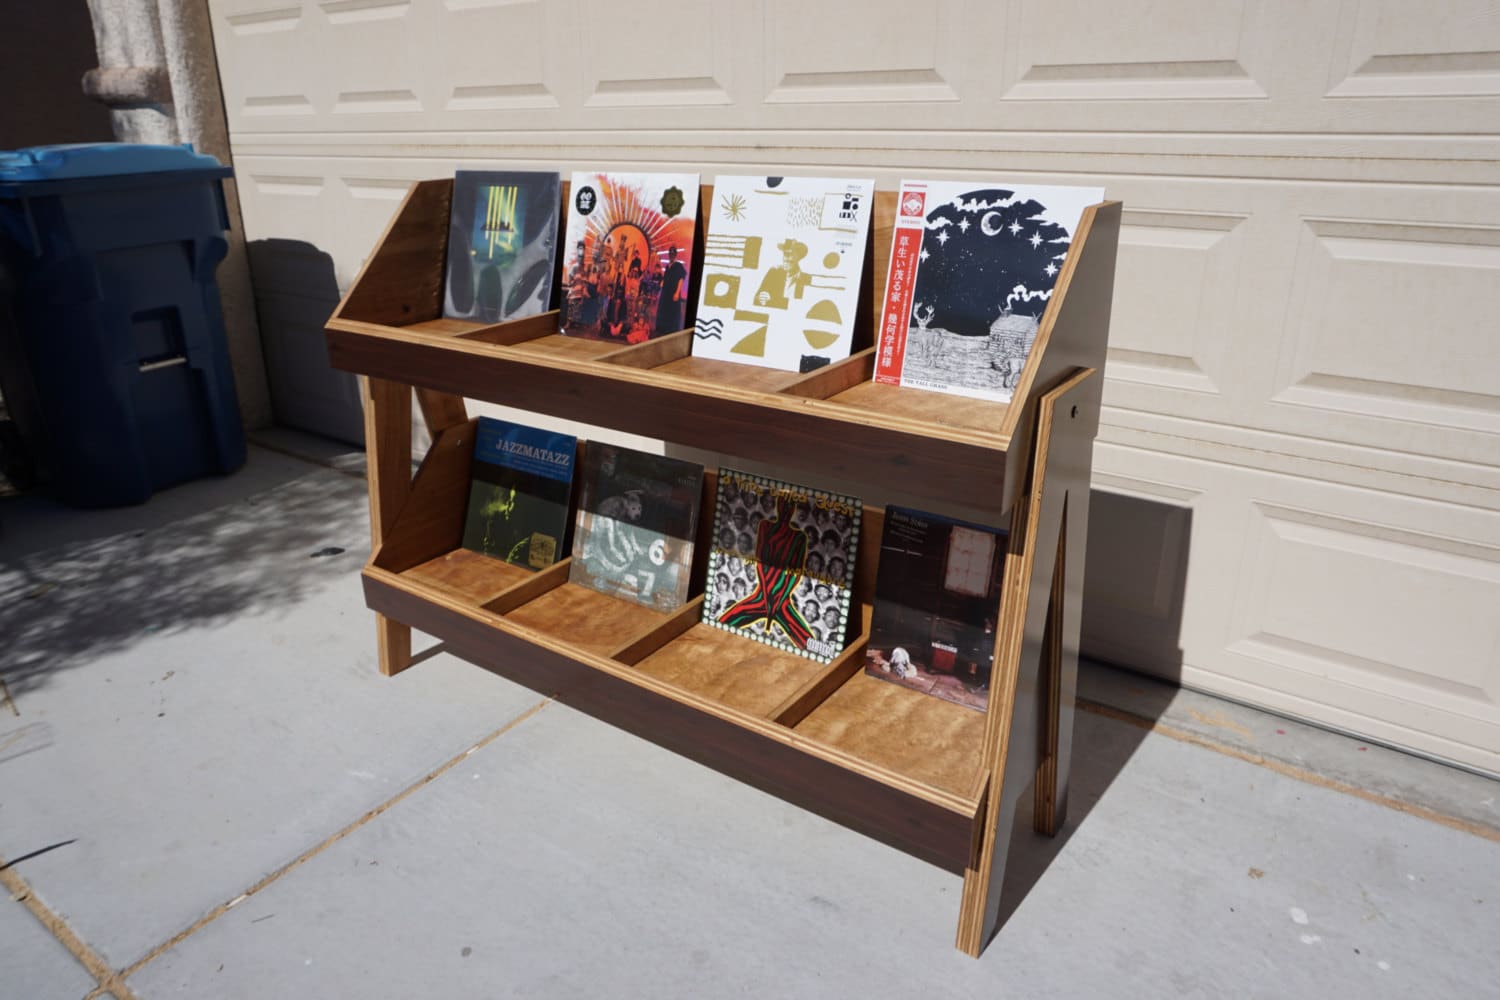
[1001,0,1272,102]
[442,0,560,112]
[1271,219,1500,439]
[217,1,318,123]
[210,0,1500,771]
[1089,442,1500,771]
[1100,179,1500,475]
[581,0,731,108]
[1231,501,1500,704]
[759,0,986,107]
[236,155,450,289]
[1106,209,1247,397]
[211,1,1500,136]
[1326,0,1500,100]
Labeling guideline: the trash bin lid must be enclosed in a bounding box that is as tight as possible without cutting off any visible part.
[0,143,225,182]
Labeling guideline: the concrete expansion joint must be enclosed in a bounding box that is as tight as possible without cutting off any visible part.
[4,696,554,995]
[0,863,138,1000]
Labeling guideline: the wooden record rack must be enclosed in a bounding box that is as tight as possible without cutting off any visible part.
[325,178,1120,956]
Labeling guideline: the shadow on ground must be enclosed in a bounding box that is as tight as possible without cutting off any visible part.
[984,487,1194,940]
[0,447,368,698]
[993,688,1165,931]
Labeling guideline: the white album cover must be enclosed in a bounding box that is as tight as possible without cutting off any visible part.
[692,175,875,373]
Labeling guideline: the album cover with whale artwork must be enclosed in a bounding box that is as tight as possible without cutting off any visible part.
[443,170,561,325]
[873,179,1103,403]
[702,469,862,664]
[569,443,704,612]
[691,175,875,373]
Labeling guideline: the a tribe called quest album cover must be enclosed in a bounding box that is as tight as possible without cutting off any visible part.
[873,179,1103,403]
[559,171,700,344]
[702,469,861,664]
[864,506,1007,712]
[461,417,577,571]
[569,443,704,612]
[443,170,561,325]
[691,175,875,373]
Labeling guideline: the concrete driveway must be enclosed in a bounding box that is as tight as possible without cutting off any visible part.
[3,437,1498,999]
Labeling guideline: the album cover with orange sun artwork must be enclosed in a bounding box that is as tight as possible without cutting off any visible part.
[558,171,700,344]
[691,175,875,373]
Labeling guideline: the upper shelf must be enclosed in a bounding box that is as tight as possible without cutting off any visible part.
[325,179,1120,516]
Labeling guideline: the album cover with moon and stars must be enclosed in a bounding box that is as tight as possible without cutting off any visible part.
[559,171,700,344]
[873,180,1104,403]
[691,175,875,373]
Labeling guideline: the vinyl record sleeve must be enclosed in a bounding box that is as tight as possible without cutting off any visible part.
[701,469,861,664]
[873,179,1103,403]
[460,417,577,570]
[443,170,561,325]
[569,443,704,611]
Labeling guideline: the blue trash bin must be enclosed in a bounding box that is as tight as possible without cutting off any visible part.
[0,143,246,507]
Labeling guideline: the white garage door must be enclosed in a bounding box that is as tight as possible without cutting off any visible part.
[208,0,1500,774]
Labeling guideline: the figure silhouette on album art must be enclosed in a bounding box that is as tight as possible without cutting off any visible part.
[717,493,814,649]
[444,175,560,325]
[655,245,688,335]
[753,238,811,310]
[562,225,690,343]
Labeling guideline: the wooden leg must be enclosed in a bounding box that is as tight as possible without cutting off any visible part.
[1036,487,1089,835]
[955,370,1099,957]
[375,613,413,677]
[415,387,467,436]
[364,376,415,676]
[1035,493,1086,836]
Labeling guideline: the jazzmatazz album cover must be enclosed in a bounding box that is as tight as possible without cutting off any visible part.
[461,417,577,571]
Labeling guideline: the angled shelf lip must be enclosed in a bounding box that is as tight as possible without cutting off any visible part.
[328,317,1010,451]
[326,317,1016,514]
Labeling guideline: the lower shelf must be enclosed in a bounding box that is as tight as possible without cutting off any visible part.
[363,545,989,873]
[631,619,837,719]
